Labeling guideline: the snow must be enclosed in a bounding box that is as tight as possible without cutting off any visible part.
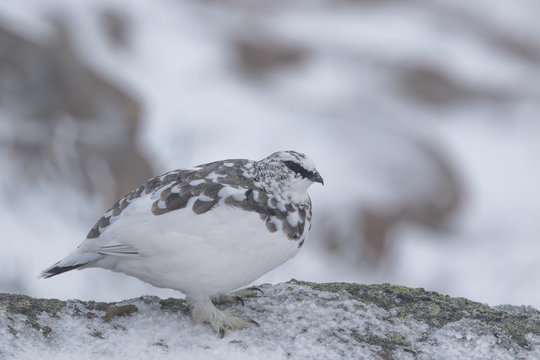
[2,282,540,360]
[1,283,369,360]
[1,0,540,313]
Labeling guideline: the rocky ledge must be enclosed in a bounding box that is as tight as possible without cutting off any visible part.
[1,280,539,360]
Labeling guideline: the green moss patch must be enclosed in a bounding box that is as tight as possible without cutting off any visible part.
[293,280,540,349]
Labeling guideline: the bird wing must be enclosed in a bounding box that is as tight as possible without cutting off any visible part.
[98,242,140,257]
[80,158,307,260]
[85,160,255,240]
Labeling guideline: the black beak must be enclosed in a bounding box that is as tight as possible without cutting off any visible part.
[310,171,324,185]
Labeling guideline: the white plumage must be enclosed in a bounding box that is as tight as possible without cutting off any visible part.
[40,150,323,336]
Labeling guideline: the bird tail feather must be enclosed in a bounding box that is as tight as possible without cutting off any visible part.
[38,251,100,279]
[39,263,87,278]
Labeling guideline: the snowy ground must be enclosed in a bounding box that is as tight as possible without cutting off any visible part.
[3,281,540,360]
[0,0,540,310]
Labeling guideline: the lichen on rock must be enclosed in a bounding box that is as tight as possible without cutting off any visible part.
[1,281,540,360]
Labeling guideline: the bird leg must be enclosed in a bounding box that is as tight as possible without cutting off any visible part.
[187,294,259,338]
[212,287,264,307]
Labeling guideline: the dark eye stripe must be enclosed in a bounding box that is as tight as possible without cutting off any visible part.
[284,161,315,179]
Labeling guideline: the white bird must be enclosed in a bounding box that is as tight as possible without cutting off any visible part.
[40,150,323,337]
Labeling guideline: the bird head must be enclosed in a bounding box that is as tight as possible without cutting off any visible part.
[255,151,323,196]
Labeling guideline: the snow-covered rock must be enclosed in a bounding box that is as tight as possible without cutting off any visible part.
[2,280,540,360]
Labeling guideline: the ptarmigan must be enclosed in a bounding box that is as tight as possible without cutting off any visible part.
[40,150,323,337]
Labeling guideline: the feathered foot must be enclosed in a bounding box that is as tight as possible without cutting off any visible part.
[187,295,259,338]
[212,287,264,307]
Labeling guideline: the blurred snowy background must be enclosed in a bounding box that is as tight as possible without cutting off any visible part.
[0,0,539,307]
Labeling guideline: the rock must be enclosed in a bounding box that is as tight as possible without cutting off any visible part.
[99,8,132,50]
[1,280,539,359]
[320,136,463,267]
[0,18,152,203]
[232,32,307,77]
[398,65,519,108]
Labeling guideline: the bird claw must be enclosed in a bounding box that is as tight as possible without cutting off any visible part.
[212,286,263,307]
[211,313,259,338]
[202,290,263,337]
[245,286,264,295]
[230,286,264,300]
